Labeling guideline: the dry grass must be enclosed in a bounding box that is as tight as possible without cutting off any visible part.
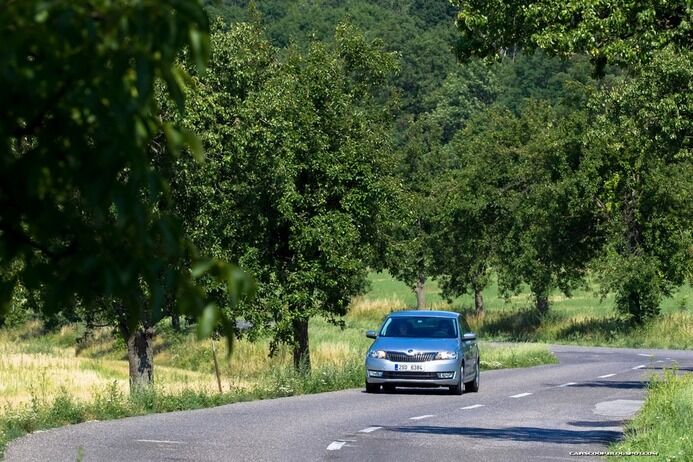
[0,316,374,407]
[346,296,403,323]
[346,296,455,324]
[0,328,231,407]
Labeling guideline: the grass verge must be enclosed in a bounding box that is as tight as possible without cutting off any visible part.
[0,360,364,458]
[609,371,692,461]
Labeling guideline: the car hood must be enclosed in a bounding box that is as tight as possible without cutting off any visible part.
[371,337,459,353]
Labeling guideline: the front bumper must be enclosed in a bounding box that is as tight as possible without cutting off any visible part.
[365,357,461,387]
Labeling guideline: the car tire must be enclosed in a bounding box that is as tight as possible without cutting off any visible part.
[464,360,480,393]
[449,364,464,395]
[382,384,396,393]
[365,381,380,393]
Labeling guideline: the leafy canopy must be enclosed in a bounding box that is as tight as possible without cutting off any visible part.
[453,0,691,73]
[166,20,399,364]
[0,0,252,336]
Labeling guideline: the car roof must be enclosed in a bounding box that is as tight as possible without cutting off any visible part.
[387,310,459,319]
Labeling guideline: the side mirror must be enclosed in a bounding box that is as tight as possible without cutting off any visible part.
[463,332,477,341]
[366,330,378,339]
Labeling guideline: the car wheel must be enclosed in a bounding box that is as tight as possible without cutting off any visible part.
[449,364,464,395]
[464,360,480,393]
[365,380,380,393]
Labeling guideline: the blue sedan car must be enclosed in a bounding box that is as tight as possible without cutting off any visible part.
[365,310,480,395]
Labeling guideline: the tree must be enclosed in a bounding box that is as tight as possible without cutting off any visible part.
[585,47,692,322]
[386,56,502,309]
[1,1,252,390]
[440,103,599,314]
[453,0,692,322]
[430,166,494,315]
[385,116,444,309]
[207,0,460,116]
[453,0,690,73]
[169,22,399,370]
[424,59,500,144]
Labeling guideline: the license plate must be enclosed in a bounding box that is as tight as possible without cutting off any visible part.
[395,364,424,371]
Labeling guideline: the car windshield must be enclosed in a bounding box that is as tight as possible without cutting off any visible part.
[380,316,457,338]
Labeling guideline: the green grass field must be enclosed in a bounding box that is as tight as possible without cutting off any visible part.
[364,271,693,349]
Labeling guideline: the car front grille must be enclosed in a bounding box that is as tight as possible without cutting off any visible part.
[385,352,436,362]
[382,371,439,380]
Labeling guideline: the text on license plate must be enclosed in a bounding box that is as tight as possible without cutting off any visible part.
[394,364,423,371]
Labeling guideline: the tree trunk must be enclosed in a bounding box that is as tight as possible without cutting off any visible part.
[171,312,181,332]
[123,325,155,391]
[474,287,485,315]
[536,293,549,315]
[415,273,425,309]
[292,317,311,371]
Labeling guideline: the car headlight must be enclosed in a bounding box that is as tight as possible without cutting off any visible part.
[368,350,386,359]
[435,351,458,360]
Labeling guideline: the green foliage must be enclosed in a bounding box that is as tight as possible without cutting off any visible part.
[436,102,599,312]
[166,21,399,367]
[384,116,445,298]
[385,58,501,302]
[207,0,459,114]
[0,0,253,340]
[586,47,693,322]
[453,0,691,72]
[424,60,500,143]
[453,0,692,322]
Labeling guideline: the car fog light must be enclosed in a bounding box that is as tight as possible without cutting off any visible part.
[368,370,383,377]
[437,372,455,379]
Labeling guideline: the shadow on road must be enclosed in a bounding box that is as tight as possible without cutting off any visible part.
[360,388,451,396]
[568,420,625,428]
[649,365,693,372]
[387,425,622,444]
[562,380,647,390]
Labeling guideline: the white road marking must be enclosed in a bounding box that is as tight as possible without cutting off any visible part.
[655,360,664,363]
[666,357,672,360]
[410,414,435,420]
[359,427,382,433]
[558,382,577,387]
[632,365,646,370]
[135,440,186,445]
[460,404,484,410]
[598,373,616,378]
[326,441,346,451]
[638,353,653,357]
[510,392,533,398]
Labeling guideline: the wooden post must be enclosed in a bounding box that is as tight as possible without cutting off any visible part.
[211,337,223,394]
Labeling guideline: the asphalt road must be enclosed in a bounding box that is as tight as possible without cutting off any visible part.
[5,345,692,462]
